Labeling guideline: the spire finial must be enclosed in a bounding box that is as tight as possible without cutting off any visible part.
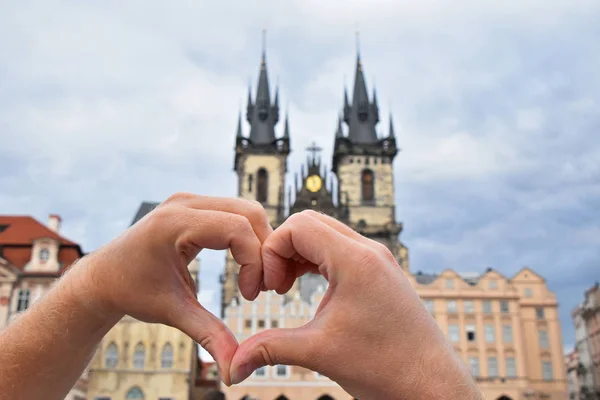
[261,29,267,66]
[236,110,243,138]
[389,113,396,138]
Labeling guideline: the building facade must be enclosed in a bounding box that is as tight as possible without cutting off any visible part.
[87,204,201,400]
[566,349,580,399]
[571,283,600,399]
[220,45,567,400]
[0,214,88,400]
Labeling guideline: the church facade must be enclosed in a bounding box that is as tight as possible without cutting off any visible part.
[221,45,567,400]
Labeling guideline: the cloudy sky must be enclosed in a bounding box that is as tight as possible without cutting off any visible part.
[1,0,599,353]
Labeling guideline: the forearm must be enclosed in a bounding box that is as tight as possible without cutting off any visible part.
[0,260,122,400]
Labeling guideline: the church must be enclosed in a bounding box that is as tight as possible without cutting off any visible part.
[220,42,567,400]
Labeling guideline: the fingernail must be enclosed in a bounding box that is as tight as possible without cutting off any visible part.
[231,362,260,385]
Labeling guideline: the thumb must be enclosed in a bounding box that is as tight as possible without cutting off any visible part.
[230,327,320,385]
[171,298,239,386]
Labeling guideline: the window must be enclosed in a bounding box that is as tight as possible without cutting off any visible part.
[484,325,495,343]
[502,325,513,343]
[488,357,498,377]
[464,300,474,313]
[506,357,517,378]
[105,342,118,368]
[361,169,374,203]
[39,248,50,262]
[271,320,278,328]
[468,357,480,377]
[275,365,288,377]
[365,157,370,165]
[16,289,30,312]
[536,307,545,320]
[524,287,533,298]
[133,343,146,369]
[448,325,460,342]
[349,158,354,164]
[258,319,265,328]
[482,300,492,314]
[374,158,378,165]
[500,301,509,314]
[447,300,457,313]
[256,168,268,203]
[423,299,434,314]
[542,361,553,381]
[126,387,144,399]
[445,279,454,289]
[248,174,253,193]
[538,330,549,349]
[245,319,252,328]
[489,280,498,289]
[161,343,174,368]
[466,325,476,342]
[255,366,266,377]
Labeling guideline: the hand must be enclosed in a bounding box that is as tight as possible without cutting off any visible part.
[229,211,481,400]
[70,193,272,384]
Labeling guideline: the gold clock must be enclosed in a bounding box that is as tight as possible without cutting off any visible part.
[306,175,322,192]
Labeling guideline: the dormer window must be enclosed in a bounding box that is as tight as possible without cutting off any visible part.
[39,248,50,262]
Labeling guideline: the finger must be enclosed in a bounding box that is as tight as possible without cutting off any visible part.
[172,297,238,386]
[262,212,365,291]
[230,326,321,385]
[162,193,273,242]
[176,209,263,300]
[302,210,370,244]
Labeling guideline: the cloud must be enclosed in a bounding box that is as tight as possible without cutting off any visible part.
[1,0,599,350]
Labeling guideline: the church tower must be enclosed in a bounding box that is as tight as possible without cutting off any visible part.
[332,53,409,271]
[223,39,290,313]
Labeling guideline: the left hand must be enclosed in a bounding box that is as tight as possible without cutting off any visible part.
[68,193,272,383]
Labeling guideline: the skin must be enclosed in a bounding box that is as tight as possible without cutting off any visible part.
[0,194,481,400]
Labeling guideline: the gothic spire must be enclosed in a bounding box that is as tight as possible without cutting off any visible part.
[236,111,243,138]
[247,32,278,146]
[389,114,396,138]
[345,51,378,144]
[283,112,290,138]
[336,115,343,138]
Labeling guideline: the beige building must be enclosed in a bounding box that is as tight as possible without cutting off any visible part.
[220,44,568,400]
[0,214,88,400]
[87,204,201,400]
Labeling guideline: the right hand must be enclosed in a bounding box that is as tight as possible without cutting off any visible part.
[229,210,481,400]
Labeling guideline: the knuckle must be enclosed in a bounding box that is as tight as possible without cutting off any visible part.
[163,192,195,204]
[356,246,382,269]
[255,340,276,366]
[245,199,268,220]
[228,214,254,236]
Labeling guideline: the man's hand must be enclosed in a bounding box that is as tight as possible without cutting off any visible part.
[229,211,481,400]
[72,193,272,383]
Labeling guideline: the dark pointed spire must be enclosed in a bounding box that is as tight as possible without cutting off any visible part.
[283,112,290,138]
[248,32,277,146]
[389,114,396,138]
[274,86,279,107]
[345,49,378,144]
[336,115,344,138]
[295,172,299,190]
[236,111,243,138]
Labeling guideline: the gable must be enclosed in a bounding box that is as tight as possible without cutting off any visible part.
[510,267,545,283]
[0,261,19,282]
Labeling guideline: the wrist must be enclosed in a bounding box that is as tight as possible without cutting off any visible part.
[61,253,124,326]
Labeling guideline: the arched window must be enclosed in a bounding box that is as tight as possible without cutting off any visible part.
[105,342,118,368]
[317,395,335,400]
[256,168,268,203]
[133,343,145,369]
[275,396,290,400]
[361,169,374,203]
[126,386,144,399]
[161,343,174,368]
[39,248,50,262]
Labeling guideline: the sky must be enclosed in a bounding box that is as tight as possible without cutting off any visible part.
[1,0,599,355]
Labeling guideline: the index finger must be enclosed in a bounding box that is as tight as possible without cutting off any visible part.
[262,211,365,291]
[160,193,273,243]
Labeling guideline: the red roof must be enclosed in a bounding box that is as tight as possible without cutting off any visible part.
[0,216,83,270]
[0,216,76,245]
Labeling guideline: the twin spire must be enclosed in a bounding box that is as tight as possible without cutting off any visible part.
[238,33,396,147]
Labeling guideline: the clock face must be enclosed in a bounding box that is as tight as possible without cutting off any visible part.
[306,175,322,193]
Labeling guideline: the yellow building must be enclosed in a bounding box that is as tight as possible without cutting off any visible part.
[220,44,567,400]
[87,203,201,400]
